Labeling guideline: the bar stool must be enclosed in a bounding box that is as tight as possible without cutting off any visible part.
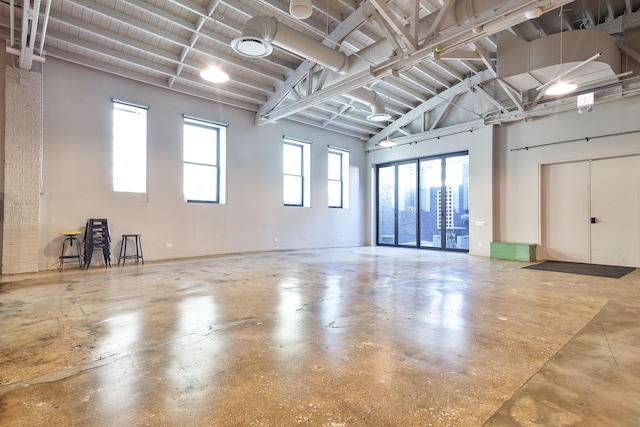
[59,231,83,271]
[119,234,144,265]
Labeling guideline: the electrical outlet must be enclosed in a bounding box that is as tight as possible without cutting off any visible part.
[166,243,172,248]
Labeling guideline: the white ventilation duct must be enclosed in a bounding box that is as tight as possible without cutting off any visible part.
[232,16,396,120]
[232,16,348,72]
[344,88,391,122]
[497,29,621,92]
[231,0,520,120]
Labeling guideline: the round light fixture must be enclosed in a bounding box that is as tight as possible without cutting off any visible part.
[290,0,313,19]
[231,37,273,57]
[525,7,543,19]
[545,81,577,96]
[378,137,397,148]
[201,67,230,83]
[367,112,392,122]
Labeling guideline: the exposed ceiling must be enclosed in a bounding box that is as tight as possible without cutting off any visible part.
[2,0,640,147]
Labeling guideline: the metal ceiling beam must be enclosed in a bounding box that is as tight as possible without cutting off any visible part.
[430,93,461,130]
[44,46,259,112]
[426,0,456,37]
[45,29,267,103]
[370,0,418,51]
[50,4,288,83]
[472,41,524,112]
[255,3,369,125]
[367,69,495,144]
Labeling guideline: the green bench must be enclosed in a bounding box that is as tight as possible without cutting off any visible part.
[490,242,537,262]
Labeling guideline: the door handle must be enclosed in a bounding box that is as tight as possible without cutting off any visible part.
[591,217,597,224]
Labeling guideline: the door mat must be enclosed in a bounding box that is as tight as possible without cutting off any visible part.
[523,261,635,278]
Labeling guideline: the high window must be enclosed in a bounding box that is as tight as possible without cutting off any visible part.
[328,147,350,208]
[112,100,147,193]
[183,116,227,204]
[283,137,311,207]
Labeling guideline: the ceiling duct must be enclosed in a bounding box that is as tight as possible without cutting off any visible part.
[232,16,348,72]
[232,16,395,121]
[232,0,539,121]
[497,29,621,93]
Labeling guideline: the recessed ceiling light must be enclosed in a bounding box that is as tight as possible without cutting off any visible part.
[201,67,229,83]
[545,81,577,96]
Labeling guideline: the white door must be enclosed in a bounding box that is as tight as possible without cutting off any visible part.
[542,156,640,267]
[590,156,640,267]
[541,162,591,263]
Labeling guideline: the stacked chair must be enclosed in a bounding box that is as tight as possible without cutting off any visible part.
[83,219,112,269]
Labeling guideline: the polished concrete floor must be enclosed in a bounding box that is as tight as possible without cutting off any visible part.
[1,247,640,426]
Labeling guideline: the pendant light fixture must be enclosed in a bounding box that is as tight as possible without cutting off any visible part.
[378,136,397,148]
[544,6,577,96]
[290,0,312,20]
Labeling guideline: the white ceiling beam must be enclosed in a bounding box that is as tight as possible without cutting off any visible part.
[69,0,189,47]
[472,41,524,112]
[426,0,456,37]
[431,59,464,82]
[370,9,404,52]
[413,64,451,88]
[44,46,259,112]
[396,70,437,95]
[256,3,369,125]
[46,29,266,103]
[430,93,461,130]
[367,69,495,144]
[473,84,509,111]
[370,0,418,51]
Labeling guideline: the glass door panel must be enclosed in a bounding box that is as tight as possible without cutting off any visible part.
[419,159,443,248]
[377,165,396,245]
[444,155,470,250]
[398,162,418,247]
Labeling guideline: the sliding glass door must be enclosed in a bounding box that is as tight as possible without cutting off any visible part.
[377,152,469,251]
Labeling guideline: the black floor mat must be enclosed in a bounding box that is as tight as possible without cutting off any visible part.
[523,261,635,278]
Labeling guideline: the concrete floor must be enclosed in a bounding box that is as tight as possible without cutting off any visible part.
[1,247,639,426]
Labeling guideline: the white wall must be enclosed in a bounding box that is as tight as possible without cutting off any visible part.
[494,95,640,253]
[365,125,494,257]
[39,59,366,270]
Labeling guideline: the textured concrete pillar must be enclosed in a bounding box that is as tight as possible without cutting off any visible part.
[2,66,43,274]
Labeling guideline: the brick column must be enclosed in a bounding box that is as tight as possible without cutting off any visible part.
[2,66,43,274]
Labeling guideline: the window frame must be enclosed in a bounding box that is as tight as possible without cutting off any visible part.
[283,137,311,207]
[328,146,350,209]
[112,100,148,194]
[183,116,227,204]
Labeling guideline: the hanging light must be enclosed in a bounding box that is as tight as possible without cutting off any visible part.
[545,80,577,96]
[290,0,313,20]
[200,67,229,83]
[378,137,397,148]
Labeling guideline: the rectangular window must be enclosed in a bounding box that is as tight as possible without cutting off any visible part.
[112,101,147,193]
[183,117,227,203]
[283,137,311,207]
[328,147,350,208]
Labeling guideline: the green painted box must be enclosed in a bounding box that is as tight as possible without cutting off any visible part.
[490,242,537,262]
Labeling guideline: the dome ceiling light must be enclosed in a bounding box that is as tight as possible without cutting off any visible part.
[290,0,313,20]
[200,67,229,83]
